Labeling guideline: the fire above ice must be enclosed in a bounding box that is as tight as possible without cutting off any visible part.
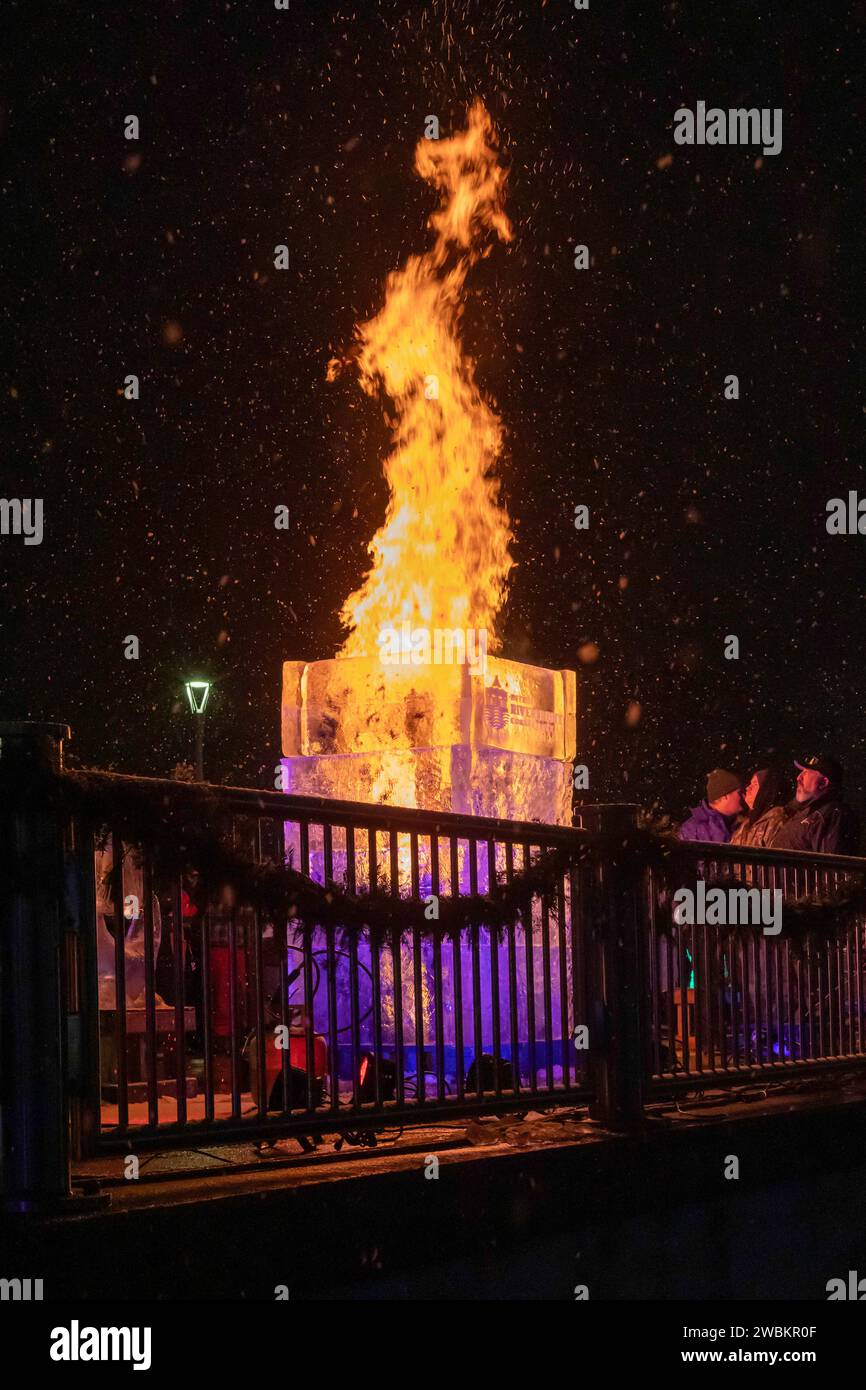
[329,100,515,659]
[283,103,577,824]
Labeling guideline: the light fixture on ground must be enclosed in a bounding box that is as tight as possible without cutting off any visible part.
[184,680,211,781]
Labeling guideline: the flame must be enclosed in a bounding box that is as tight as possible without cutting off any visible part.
[336,101,514,659]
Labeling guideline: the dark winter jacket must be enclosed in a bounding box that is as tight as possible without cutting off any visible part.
[677,800,737,844]
[730,804,787,849]
[771,791,860,856]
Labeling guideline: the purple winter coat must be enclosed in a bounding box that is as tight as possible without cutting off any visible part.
[677,800,737,844]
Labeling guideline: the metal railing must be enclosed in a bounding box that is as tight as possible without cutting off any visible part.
[2,720,866,1210]
[645,841,866,1090]
[77,779,590,1152]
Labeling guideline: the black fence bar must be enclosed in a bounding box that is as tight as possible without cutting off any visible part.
[252,906,267,1118]
[450,834,465,1103]
[367,824,384,1110]
[348,922,362,1112]
[370,928,384,1109]
[467,841,484,1098]
[646,882,659,1077]
[0,722,76,1210]
[487,839,503,1099]
[273,910,289,1115]
[142,855,158,1131]
[201,905,214,1122]
[522,842,538,1098]
[506,842,521,1098]
[731,930,743,1071]
[322,822,340,1117]
[410,833,425,1104]
[430,834,446,1103]
[301,922,316,1114]
[389,830,405,1109]
[557,869,570,1089]
[74,823,103,1161]
[572,860,588,1085]
[229,900,242,1120]
[108,845,129,1132]
[326,922,340,1117]
[298,822,316,1114]
[587,813,647,1131]
[169,866,187,1129]
[856,911,864,1056]
[540,888,554,1090]
[682,949,692,1074]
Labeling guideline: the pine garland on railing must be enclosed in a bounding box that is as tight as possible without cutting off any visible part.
[652,875,866,951]
[3,766,865,946]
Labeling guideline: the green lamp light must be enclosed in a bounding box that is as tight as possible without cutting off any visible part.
[183,680,211,779]
[184,680,212,716]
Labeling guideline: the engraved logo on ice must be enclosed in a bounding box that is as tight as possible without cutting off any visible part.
[378,623,488,676]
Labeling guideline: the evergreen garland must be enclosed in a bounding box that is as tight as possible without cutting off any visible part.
[2,766,865,946]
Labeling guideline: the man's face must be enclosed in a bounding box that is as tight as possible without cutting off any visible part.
[713,788,743,817]
[796,769,829,803]
[744,775,760,811]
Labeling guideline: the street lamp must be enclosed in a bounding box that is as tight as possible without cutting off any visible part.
[184,680,212,781]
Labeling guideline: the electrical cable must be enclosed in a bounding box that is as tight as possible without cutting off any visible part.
[309,946,375,1033]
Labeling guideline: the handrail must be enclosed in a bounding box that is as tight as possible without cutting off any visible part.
[674,838,866,874]
[61,768,589,847]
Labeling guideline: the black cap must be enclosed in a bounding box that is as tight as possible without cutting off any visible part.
[794,754,843,784]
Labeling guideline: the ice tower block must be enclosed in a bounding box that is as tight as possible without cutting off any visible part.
[280,655,577,826]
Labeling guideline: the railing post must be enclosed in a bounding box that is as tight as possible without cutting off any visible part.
[0,721,77,1211]
[576,803,648,1132]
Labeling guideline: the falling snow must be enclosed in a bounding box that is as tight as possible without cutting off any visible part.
[1,1,862,822]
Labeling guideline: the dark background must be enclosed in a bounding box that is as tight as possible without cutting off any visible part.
[1,0,863,824]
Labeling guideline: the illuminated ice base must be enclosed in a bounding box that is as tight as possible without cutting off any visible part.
[280,745,573,825]
[278,655,579,1080]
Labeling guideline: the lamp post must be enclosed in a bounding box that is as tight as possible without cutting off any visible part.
[184,680,212,782]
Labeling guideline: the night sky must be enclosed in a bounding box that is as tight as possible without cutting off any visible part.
[2,1,863,824]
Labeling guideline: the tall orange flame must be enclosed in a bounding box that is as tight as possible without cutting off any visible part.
[334,101,514,658]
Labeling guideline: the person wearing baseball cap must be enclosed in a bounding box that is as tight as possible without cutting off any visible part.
[678,768,745,844]
[772,754,860,855]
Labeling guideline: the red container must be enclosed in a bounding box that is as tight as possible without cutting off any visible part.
[209,944,248,1037]
[247,1028,328,1106]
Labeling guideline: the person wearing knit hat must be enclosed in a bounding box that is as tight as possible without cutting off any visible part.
[678,768,744,844]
